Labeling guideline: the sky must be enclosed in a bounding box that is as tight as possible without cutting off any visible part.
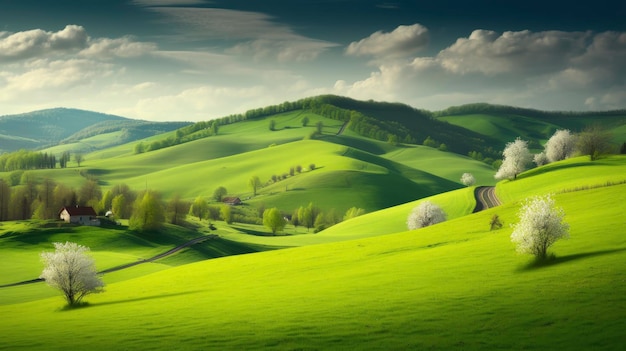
[0,0,625,121]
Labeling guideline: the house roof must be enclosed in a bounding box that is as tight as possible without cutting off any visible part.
[222,197,241,204]
[60,206,97,216]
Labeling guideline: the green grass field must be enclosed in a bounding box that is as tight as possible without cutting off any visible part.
[0,184,624,349]
[1,103,625,350]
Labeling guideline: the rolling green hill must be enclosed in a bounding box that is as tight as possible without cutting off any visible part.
[0,155,624,350]
[1,96,625,350]
[0,108,190,153]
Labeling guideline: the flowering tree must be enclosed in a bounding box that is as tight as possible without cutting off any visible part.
[40,242,104,306]
[460,172,476,186]
[510,194,570,260]
[545,129,577,163]
[495,138,532,180]
[407,201,446,230]
[533,152,548,166]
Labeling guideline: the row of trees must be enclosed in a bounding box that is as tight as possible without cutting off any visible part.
[495,126,616,180]
[0,177,102,222]
[406,195,570,261]
[0,150,83,172]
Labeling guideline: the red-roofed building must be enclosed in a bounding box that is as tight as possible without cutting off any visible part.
[59,206,100,226]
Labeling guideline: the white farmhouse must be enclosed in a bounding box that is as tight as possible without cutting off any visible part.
[59,206,101,226]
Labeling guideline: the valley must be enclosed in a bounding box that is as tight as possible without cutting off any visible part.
[0,96,625,350]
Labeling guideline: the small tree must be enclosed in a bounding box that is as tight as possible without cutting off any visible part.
[301,116,309,127]
[577,125,613,161]
[343,207,365,221]
[40,242,104,306]
[495,138,532,180]
[269,119,276,131]
[111,194,127,219]
[190,196,208,221]
[167,194,190,225]
[315,121,323,134]
[510,194,569,260]
[213,186,228,202]
[533,152,549,167]
[220,205,232,224]
[309,163,316,171]
[407,201,446,230]
[460,172,476,186]
[74,153,84,167]
[489,214,503,231]
[545,129,577,163]
[249,176,262,196]
[263,207,286,235]
[129,190,165,231]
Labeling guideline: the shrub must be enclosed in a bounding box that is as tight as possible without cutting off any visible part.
[510,194,569,260]
[407,201,446,230]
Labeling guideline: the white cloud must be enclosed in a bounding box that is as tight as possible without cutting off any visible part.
[334,29,626,111]
[127,85,269,121]
[438,29,590,75]
[0,59,115,102]
[0,25,88,62]
[346,24,429,59]
[80,37,157,58]
[0,25,157,62]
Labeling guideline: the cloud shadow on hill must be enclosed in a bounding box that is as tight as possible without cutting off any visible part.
[517,247,626,272]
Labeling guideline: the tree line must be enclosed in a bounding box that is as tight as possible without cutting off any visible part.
[0,150,81,172]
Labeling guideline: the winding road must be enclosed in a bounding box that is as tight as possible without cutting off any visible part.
[0,234,218,288]
[473,186,501,213]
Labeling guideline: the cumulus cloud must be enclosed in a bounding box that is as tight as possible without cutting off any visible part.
[80,37,157,58]
[0,59,115,102]
[346,24,429,59]
[438,29,590,75]
[335,28,626,111]
[0,25,157,62]
[0,25,88,61]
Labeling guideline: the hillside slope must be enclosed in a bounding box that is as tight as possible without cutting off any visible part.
[0,108,190,153]
[1,157,624,350]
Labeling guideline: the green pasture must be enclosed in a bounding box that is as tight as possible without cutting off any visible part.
[0,179,624,350]
[437,113,626,149]
[383,145,497,185]
[496,155,626,203]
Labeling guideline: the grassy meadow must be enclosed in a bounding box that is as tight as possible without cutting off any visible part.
[1,102,625,350]
[0,162,624,350]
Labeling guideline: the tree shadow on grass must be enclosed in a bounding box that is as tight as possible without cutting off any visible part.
[59,290,203,311]
[517,248,626,272]
[230,226,272,237]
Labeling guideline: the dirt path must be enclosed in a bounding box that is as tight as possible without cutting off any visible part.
[336,121,349,135]
[473,186,501,213]
[0,234,218,288]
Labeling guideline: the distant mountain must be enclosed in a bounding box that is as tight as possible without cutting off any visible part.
[0,108,191,153]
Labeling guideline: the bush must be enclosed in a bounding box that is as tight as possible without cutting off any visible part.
[407,201,446,230]
[510,194,569,260]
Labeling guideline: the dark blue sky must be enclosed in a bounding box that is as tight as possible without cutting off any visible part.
[0,0,625,120]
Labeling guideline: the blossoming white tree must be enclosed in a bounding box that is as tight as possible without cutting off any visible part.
[460,172,476,186]
[510,194,570,260]
[495,138,532,180]
[40,242,104,306]
[533,151,548,166]
[407,201,446,230]
[545,129,577,163]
